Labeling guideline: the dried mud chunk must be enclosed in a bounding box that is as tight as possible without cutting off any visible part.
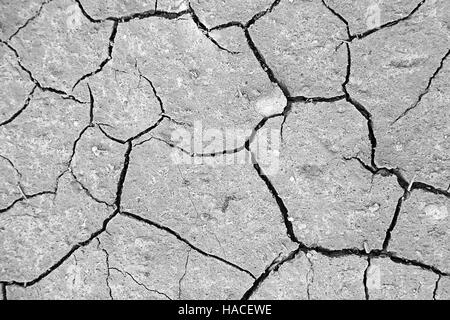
[190,0,274,27]
[347,6,450,126]
[250,0,347,97]
[0,0,43,39]
[0,173,110,281]
[251,252,310,300]
[113,17,274,130]
[7,241,110,300]
[121,139,295,275]
[435,277,450,300]
[71,126,127,205]
[367,258,437,300]
[73,66,162,140]
[0,44,35,125]
[9,0,112,92]
[0,156,22,208]
[390,191,450,273]
[376,62,450,189]
[98,216,253,299]
[261,102,399,249]
[0,90,89,195]
[325,0,435,36]
[253,252,367,300]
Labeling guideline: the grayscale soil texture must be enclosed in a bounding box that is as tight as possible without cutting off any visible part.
[0,0,449,300]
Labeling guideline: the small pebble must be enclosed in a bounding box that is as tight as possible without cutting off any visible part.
[255,85,287,117]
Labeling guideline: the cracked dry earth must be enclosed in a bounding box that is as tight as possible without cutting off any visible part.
[0,0,449,301]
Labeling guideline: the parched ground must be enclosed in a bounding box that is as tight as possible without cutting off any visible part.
[0,0,449,300]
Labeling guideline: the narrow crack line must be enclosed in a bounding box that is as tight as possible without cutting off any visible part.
[1,210,119,288]
[241,247,302,300]
[8,0,53,40]
[209,21,245,32]
[0,40,86,104]
[86,83,95,123]
[97,114,166,145]
[114,141,133,208]
[99,243,114,300]
[119,211,256,279]
[120,270,172,300]
[1,282,7,300]
[154,0,158,11]
[74,0,191,23]
[388,254,449,276]
[178,248,191,299]
[433,275,441,300]
[243,28,285,93]
[382,195,406,252]
[70,171,115,207]
[349,0,426,42]
[343,156,377,174]
[206,0,281,32]
[305,254,314,300]
[0,85,37,127]
[137,73,166,114]
[321,0,351,39]
[0,153,29,204]
[363,256,371,300]
[344,156,450,199]
[126,115,165,142]
[393,48,450,124]
[189,4,240,55]
[342,43,378,168]
[0,191,55,214]
[246,0,282,29]
[0,154,23,180]
[247,149,299,244]
[288,94,346,104]
[72,20,119,90]
[244,27,295,139]
[161,114,192,127]
[74,0,103,23]
[146,135,244,157]
[0,142,133,288]
[97,124,127,144]
[67,125,93,169]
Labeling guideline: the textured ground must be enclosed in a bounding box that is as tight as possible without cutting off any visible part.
[0,0,449,300]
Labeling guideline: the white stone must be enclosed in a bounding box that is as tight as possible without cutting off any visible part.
[366,265,381,290]
[254,85,287,117]
[424,204,448,220]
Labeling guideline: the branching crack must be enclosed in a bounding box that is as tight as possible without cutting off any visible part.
[241,247,301,300]
[322,0,427,43]
[178,248,191,299]
[0,85,37,127]
[393,48,450,124]
[72,21,119,90]
[97,240,114,300]
[120,211,256,280]
[0,40,86,103]
[0,139,133,289]
[7,0,53,41]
